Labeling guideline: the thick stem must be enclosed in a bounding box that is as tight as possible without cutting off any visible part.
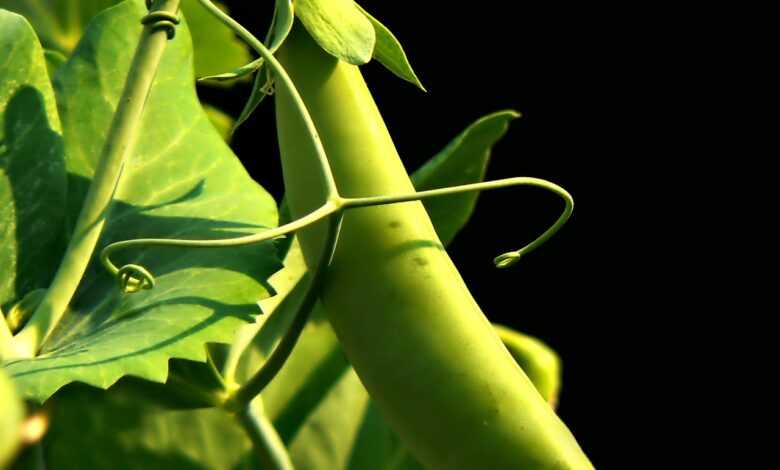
[235,403,294,470]
[10,0,181,357]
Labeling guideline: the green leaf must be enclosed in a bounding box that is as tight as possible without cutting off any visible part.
[411,110,521,245]
[0,368,23,468]
[43,49,67,77]
[295,0,375,65]
[38,383,259,470]
[355,4,425,91]
[0,1,110,53]
[0,0,252,82]
[202,103,235,143]
[494,324,562,406]
[181,0,252,83]
[231,0,294,134]
[3,0,281,403]
[0,10,66,313]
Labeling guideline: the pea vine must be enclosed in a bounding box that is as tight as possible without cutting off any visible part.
[1,0,582,467]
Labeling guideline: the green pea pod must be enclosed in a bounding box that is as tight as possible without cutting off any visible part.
[275,23,593,470]
[494,324,562,408]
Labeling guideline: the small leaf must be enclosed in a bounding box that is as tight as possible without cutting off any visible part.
[3,0,281,403]
[355,3,425,91]
[294,0,375,65]
[231,0,294,134]
[494,324,562,407]
[411,110,521,245]
[198,58,262,83]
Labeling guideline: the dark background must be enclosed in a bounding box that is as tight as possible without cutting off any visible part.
[205,2,650,467]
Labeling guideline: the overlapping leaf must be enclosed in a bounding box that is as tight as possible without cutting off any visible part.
[2,0,280,402]
[295,0,375,65]
[0,0,251,82]
[0,9,66,311]
[38,383,259,470]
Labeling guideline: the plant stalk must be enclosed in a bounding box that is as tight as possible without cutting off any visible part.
[235,402,294,470]
[10,0,181,358]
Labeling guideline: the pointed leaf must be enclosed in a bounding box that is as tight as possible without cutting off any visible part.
[494,324,562,406]
[182,0,252,81]
[411,110,520,245]
[355,4,425,91]
[295,0,375,65]
[3,0,280,403]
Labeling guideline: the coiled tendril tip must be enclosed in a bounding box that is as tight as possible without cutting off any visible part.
[117,264,156,294]
[494,252,522,269]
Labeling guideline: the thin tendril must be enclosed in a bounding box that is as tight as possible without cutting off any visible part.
[225,213,343,409]
[100,202,339,293]
[342,177,573,268]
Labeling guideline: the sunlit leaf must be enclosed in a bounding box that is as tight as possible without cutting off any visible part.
[3,0,280,403]
[0,9,66,316]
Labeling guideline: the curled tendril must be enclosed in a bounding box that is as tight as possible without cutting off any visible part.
[102,0,574,297]
[101,177,572,293]
[117,264,156,293]
[141,9,181,40]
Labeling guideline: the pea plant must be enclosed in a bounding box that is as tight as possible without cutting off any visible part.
[0,0,593,468]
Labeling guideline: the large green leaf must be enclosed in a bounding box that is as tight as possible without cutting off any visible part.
[2,0,280,402]
[38,383,259,470]
[0,0,251,82]
[295,0,375,65]
[411,110,521,245]
[0,9,67,312]
[355,4,425,91]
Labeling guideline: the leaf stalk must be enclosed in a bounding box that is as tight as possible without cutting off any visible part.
[9,0,182,358]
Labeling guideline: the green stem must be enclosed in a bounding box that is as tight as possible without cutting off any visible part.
[225,213,343,409]
[10,0,182,358]
[235,403,294,470]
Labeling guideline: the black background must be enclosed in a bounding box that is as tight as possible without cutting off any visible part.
[204,2,651,467]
